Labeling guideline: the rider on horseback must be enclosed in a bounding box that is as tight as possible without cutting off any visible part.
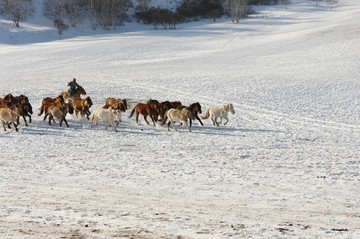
[68,78,80,96]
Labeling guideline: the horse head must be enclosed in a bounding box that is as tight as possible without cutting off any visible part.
[189,102,202,114]
[85,96,93,108]
[77,86,86,96]
[224,103,235,114]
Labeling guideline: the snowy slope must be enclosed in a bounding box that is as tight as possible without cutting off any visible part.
[1,0,360,238]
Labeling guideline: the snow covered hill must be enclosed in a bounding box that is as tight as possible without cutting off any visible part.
[1,0,360,238]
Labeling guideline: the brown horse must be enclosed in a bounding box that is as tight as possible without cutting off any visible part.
[39,95,65,120]
[105,97,128,112]
[2,93,33,126]
[72,96,93,120]
[129,99,160,126]
[47,99,70,127]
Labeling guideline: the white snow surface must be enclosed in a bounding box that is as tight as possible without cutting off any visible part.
[1,0,360,238]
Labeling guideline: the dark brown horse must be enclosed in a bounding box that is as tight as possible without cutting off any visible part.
[3,93,33,126]
[158,100,184,122]
[129,99,160,126]
[180,102,203,127]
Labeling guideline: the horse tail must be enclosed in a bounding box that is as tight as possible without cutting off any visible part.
[129,107,136,118]
[89,111,95,124]
[201,108,210,119]
[161,112,168,126]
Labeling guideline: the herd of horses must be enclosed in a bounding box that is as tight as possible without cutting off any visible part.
[0,86,235,133]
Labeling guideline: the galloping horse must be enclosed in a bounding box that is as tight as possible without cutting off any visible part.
[201,103,235,126]
[158,100,183,122]
[3,93,33,126]
[47,98,72,127]
[162,108,192,132]
[181,102,203,127]
[72,96,93,120]
[129,99,160,126]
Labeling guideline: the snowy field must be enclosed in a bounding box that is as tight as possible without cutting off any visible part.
[1,0,360,238]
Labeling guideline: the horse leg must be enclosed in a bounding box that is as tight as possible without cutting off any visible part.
[111,121,118,132]
[196,115,204,126]
[215,117,220,127]
[48,114,53,125]
[170,118,177,131]
[212,116,219,127]
[43,112,49,121]
[185,121,191,132]
[211,116,216,126]
[135,112,139,124]
[2,121,6,131]
[22,115,29,126]
[143,115,150,125]
[151,115,156,126]
[63,117,69,127]
[224,117,229,125]
[12,120,18,132]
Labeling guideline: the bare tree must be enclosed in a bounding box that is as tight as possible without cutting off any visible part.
[0,0,34,27]
[281,0,290,9]
[43,0,69,37]
[227,0,249,23]
[327,0,338,10]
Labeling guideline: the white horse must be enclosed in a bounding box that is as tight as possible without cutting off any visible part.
[201,103,235,126]
[164,108,192,132]
[89,106,121,132]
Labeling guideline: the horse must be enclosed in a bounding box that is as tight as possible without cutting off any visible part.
[201,103,235,126]
[89,106,121,132]
[72,96,93,120]
[129,99,160,126]
[159,101,175,122]
[0,105,22,132]
[47,98,72,127]
[163,108,192,132]
[2,94,33,126]
[39,95,64,116]
[180,102,203,127]
[39,95,67,121]
[105,97,128,112]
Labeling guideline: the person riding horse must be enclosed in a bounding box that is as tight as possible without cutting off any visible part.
[68,78,81,96]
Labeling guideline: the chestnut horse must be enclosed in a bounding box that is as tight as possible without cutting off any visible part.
[72,96,93,120]
[105,97,128,112]
[129,99,160,126]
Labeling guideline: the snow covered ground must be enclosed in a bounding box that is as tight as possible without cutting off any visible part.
[1,0,360,238]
